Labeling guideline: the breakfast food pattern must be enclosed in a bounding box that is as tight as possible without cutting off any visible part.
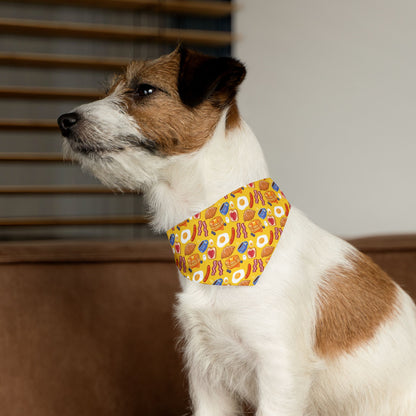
[167,178,290,286]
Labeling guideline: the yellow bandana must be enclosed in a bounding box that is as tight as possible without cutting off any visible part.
[167,178,290,286]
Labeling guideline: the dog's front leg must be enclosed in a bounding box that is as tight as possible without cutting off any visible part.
[254,341,312,416]
[188,368,240,416]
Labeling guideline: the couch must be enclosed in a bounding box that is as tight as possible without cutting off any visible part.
[0,235,414,415]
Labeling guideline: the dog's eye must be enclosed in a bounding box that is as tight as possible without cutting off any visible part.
[134,84,156,98]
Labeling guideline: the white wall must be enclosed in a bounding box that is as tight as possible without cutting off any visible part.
[234,0,416,238]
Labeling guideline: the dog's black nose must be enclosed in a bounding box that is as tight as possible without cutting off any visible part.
[57,112,79,137]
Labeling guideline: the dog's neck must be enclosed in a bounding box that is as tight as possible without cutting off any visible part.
[145,113,270,233]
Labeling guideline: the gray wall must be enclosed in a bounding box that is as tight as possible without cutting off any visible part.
[235,0,416,238]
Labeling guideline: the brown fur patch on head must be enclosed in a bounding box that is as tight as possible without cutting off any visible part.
[315,251,398,359]
[225,99,242,130]
[108,48,244,156]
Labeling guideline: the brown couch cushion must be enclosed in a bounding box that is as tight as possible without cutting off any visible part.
[0,241,187,416]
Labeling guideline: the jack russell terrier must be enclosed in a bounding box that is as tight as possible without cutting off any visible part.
[58,46,416,416]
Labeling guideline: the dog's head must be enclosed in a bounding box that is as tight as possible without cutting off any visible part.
[57,47,246,191]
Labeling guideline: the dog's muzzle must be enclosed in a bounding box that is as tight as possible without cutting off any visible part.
[57,112,80,137]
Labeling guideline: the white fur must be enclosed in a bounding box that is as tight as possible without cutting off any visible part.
[63,96,416,415]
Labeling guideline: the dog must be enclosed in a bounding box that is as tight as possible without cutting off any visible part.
[58,46,416,415]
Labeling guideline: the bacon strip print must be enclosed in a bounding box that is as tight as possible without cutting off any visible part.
[275,226,282,241]
[258,191,265,206]
[218,260,224,276]
[179,256,186,274]
[236,223,242,238]
[241,223,248,238]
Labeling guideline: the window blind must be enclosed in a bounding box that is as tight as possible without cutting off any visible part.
[0,0,234,240]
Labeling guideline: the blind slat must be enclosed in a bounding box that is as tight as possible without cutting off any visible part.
[8,0,234,17]
[0,153,65,162]
[0,87,101,101]
[0,186,137,195]
[0,52,128,70]
[0,18,234,47]
[0,120,58,130]
[0,215,148,226]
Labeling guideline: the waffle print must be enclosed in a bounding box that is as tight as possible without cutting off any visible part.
[167,178,290,286]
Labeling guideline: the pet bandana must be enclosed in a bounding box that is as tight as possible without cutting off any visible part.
[167,178,290,286]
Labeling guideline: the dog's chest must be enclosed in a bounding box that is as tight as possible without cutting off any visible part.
[176,291,258,394]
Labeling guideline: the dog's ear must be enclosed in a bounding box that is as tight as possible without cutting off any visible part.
[177,46,246,108]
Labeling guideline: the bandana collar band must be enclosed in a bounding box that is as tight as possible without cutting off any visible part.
[167,178,290,286]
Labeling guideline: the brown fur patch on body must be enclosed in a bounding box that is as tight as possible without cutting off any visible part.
[315,251,398,358]
[108,50,241,156]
